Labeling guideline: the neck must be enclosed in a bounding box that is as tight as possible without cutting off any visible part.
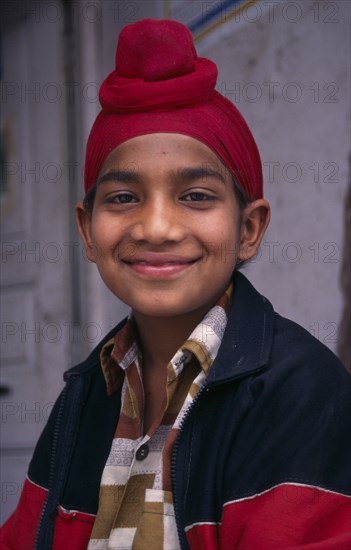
[133,308,210,370]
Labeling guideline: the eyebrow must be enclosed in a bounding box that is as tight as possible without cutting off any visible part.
[97,170,139,185]
[178,167,226,184]
[97,166,227,186]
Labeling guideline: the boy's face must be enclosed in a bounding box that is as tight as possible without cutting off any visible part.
[77,133,261,319]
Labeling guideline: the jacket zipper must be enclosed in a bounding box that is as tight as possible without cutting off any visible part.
[171,382,209,550]
[34,385,68,550]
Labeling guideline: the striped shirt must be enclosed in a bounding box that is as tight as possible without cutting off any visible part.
[88,285,232,549]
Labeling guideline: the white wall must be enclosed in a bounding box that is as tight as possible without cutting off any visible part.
[1,0,71,521]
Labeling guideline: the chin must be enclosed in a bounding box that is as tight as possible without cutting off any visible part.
[133,304,187,318]
[108,284,213,320]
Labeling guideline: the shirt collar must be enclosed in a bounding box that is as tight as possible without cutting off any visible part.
[100,283,233,396]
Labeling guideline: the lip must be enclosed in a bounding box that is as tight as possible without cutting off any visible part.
[121,252,200,278]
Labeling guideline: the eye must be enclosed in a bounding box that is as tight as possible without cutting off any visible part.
[180,191,216,202]
[106,193,138,204]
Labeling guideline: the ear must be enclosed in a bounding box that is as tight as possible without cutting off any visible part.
[238,199,270,261]
[75,202,96,263]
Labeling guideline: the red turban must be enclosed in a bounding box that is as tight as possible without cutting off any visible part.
[84,19,263,200]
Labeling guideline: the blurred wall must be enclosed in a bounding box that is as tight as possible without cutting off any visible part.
[1,0,71,522]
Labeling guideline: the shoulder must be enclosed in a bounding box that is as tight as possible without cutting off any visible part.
[226,272,349,389]
[269,311,350,388]
[231,274,350,411]
[245,311,351,433]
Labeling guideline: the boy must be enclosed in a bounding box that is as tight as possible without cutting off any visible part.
[1,18,350,550]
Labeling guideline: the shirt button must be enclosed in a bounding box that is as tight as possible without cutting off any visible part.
[136,443,149,461]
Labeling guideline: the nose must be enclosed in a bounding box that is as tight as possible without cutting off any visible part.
[129,199,186,245]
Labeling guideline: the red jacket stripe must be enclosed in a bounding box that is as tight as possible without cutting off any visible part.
[186,483,351,550]
[0,479,47,550]
[186,522,219,549]
[0,478,95,550]
[53,506,95,550]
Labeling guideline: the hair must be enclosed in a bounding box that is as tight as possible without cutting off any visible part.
[83,184,97,214]
[231,178,249,270]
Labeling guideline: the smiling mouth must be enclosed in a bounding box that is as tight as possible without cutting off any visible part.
[121,254,200,277]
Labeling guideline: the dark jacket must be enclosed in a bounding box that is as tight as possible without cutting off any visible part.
[1,273,351,549]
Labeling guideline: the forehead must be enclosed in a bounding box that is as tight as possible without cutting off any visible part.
[98,133,232,180]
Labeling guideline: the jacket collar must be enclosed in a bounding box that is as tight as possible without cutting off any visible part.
[206,272,275,386]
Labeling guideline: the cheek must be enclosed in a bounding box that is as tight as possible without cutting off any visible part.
[90,217,119,246]
[210,218,239,246]
[212,222,241,267]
